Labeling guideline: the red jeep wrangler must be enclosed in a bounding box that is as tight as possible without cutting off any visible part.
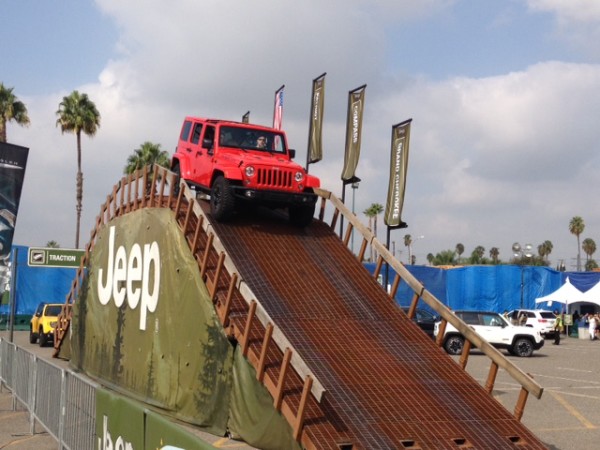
[171,117,320,226]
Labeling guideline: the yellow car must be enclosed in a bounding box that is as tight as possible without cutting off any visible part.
[30,303,63,347]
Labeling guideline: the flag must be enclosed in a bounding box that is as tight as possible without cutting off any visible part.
[273,85,284,130]
[242,111,250,123]
[341,84,366,182]
[307,73,326,165]
[0,142,29,295]
[384,119,412,228]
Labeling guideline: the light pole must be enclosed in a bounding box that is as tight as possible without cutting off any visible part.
[513,242,533,308]
[351,181,359,253]
[408,235,424,265]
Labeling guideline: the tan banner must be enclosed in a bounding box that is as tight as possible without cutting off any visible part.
[341,85,366,182]
[307,73,326,164]
[384,119,412,228]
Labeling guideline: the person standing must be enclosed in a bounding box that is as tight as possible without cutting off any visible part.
[553,310,563,345]
[589,314,597,341]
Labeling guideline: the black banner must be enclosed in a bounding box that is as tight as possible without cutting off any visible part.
[384,120,411,228]
[0,142,29,294]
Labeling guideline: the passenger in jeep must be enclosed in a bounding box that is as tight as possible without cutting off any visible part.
[256,136,267,149]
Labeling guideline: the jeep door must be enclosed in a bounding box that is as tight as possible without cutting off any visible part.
[182,121,213,188]
[479,313,511,345]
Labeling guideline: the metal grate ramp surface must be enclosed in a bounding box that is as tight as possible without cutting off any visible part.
[209,210,547,450]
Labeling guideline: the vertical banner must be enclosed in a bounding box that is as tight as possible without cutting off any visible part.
[341,84,366,182]
[242,111,250,124]
[307,72,326,166]
[273,85,284,130]
[0,142,29,295]
[384,119,412,228]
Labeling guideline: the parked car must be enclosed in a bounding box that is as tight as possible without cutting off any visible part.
[434,310,544,357]
[507,309,558,339]
[30,302,63,347]
[401,307,437,337]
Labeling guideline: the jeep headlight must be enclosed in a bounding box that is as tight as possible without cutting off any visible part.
[294,171,304,182]
[245,166,255,177]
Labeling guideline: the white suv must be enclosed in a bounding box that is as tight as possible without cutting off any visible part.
[434,310,545,357]
[507,309,557,339]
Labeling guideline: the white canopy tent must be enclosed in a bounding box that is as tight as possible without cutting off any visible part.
[578,279,600,307]
[535,277,588,309]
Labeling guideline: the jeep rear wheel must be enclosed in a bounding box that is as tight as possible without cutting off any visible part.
[444,335,465,355]
[210,176,235,221]
[512,337,534,357]
[289,204,315,227]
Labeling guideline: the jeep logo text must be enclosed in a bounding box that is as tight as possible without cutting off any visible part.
[97,226,160,330]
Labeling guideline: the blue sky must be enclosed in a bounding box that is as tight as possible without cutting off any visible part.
[3,0,600,269]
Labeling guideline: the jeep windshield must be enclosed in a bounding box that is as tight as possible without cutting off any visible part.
[218,126,286,154]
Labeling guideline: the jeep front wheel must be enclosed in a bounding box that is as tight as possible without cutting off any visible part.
[512,338,534,357]
[29,328,37,344]
[210,176,235,221]
[39,327,47,347]
[444,335,465,355]
[289,204,315,227]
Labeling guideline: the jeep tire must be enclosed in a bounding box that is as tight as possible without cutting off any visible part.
[29,329,37,344]
[444,335,465,355]
[210,176,235,221]
[289,204,315,227]
[512,337,534,357]
[39,327,47,347]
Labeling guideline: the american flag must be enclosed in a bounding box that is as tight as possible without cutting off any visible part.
[273,86,284,130]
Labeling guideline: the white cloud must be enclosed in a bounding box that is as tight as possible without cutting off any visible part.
[8,0,600,269]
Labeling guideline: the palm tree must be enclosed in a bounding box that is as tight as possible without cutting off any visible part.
[432,249,456,266]
[124,141,170,174]
[582,238,596,262]
[56,91,101,249]
[455,243,464,263]
[404,234,412,264]
[469,246,485,264]
[365,203,384,240]
[0,83,30,143]
[542,240,553,263]
[45,240,60,248]
[363,206,376,261]
[569,216,585,271]
[489,247,500,264]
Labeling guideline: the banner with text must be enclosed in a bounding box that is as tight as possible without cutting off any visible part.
[341,85,366,182]
[0,142,29,295]
[384,119,412,228]
[307,73,326,164]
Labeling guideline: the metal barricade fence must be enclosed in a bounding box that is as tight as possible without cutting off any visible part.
[0,338,98,449]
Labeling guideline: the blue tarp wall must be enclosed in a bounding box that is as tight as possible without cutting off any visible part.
[365,263,600,314]
[1,245,77,317]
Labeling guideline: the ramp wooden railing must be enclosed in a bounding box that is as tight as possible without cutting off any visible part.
[53,166,542,449]
[314,187,543,420]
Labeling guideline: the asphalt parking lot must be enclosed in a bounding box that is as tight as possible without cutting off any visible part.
[456,332,600,450]
[1,331,600,449]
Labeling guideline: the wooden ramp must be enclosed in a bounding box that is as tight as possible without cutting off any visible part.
[54,165,546,450]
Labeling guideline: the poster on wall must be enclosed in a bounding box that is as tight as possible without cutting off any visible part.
[0,142,29,296]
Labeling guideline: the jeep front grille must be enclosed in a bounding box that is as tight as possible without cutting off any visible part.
[255,168,294,189]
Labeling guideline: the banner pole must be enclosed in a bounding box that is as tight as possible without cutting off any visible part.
[340,183,347,238]
[385,227,391,291]
[8,248,18,343]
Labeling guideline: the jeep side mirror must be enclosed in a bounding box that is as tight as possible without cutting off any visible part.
[288,149,296,159]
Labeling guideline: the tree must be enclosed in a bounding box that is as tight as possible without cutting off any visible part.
[426,253,434,265]
[489,247,500,264]
[582,238,596,262]
[569,216,585,271]
[0,83,30,143]
[585,259,598,271]
[56,91,101,249]
[404,234,412,264]
[363,203,384,262]
[45,240,60,248]
[431,249,456,266]
[455,243,464,263]
[363,206,376,261]
[469,246,485,264]
[124,141,170,174]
